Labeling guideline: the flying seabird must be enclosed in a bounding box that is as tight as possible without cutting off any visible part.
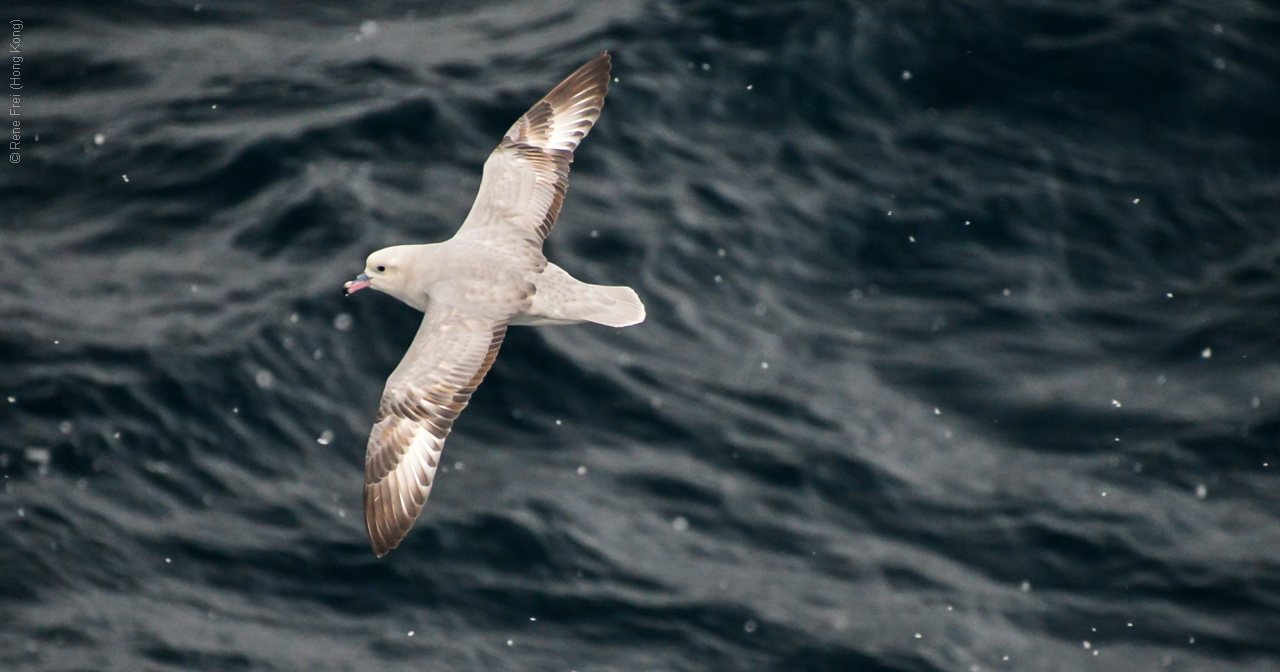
[343,52,643,556]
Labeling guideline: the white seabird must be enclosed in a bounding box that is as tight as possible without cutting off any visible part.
[343,52,644,557]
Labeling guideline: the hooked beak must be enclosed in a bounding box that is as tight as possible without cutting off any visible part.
[344,273,371,296]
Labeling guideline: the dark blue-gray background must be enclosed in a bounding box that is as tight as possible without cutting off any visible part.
[2,1,1279,670]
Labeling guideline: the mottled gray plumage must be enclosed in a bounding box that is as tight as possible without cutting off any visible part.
[344,52,644,557]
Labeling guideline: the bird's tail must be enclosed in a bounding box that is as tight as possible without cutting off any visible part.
[512,263,646,327]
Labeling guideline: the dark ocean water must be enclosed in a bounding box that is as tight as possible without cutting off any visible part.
[3,1,1280,670]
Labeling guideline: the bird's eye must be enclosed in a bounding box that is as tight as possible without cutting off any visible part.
[376,265,386,272]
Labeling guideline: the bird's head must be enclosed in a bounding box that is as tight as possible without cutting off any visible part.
[344,246,414,300]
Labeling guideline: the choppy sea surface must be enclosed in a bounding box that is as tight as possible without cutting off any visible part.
[3,1,1280,670]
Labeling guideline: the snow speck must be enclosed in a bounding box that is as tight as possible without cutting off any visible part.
[334,313,354,331]
[317,430,334,445]
[1195,484,1208,499]
[407,630,414,637]
[743,619,758,633]
[94,134,105,146]
[122,175,129,182]
[24,447,50,466]
[672,516,689,532]
[1201,348,1212,359]
[1020,580,1031,592]
[1111,399,1122,408]
[359,20,379,38]
[577,466,588,475]
[901,70,912,80]
[760,362,769,369]
[255,370,275,389]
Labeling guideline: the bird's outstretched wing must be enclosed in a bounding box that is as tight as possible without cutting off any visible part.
[363,300,508,557]
[456,51,610,248]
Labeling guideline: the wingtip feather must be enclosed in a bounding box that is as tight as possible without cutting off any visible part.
[504,52,612,155]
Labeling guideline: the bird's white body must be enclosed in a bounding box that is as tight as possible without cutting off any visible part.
[360,238,643,327]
